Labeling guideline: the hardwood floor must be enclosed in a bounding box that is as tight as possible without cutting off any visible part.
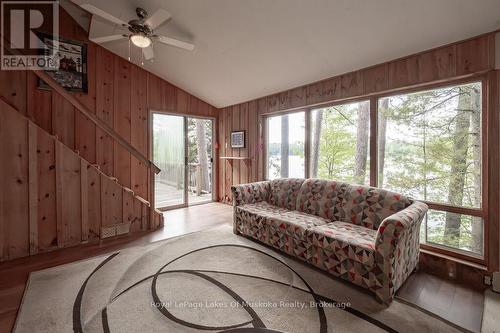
[396,271,484,332]
[0,202,485,332]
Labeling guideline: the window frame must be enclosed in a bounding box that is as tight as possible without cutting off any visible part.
[372,76,488,264]
[264,110,307,180]
[261,74,493,265]
[308,99,372,184]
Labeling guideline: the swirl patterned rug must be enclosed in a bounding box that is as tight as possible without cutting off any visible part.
[14,226,462,333]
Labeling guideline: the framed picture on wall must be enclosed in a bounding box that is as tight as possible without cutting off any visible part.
[231,130,245,148]
[37,32,88,93]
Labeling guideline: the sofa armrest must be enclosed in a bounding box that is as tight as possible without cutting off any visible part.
[374,201,428,302]
[231,181,271,207]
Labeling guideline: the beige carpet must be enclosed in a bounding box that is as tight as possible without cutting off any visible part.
[15,226,463,333]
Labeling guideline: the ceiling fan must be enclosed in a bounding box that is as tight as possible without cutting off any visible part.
[80,4,195,62]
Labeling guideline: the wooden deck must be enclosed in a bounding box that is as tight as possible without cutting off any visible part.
[155,181,212,208]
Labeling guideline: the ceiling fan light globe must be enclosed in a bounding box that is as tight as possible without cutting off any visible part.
[130,34,152,48]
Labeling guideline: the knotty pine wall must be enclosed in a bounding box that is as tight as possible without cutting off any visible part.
[0,98,161,261]
[218,32,499,274]
[0,7,218,203]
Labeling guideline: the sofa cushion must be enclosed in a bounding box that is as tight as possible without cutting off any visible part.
[266,209,330,261]
[236,201,289,217]
[268,178,304,210]
[341,184,412,230]
[308,222,377,267]
[267,209,330,241]
[295,178,347,221]
[234,202,288,241]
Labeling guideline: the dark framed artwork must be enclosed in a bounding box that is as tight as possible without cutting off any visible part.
[37,32,88,93]
[231,130,245,148]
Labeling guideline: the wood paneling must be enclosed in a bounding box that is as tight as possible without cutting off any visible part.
[101,176,123,226]
[239,103,249,183]
[388,56,419,88]
[113,57,132,188]
[340,71,363,98]
[0,92,162,262]
[87,165,101,239]
[95,47,115,176]
[52,92,75,149]
[55,141,82,247]
[0,70,26,115]
[418,46,456,82]
[28,123,38,254]
[123,189,135,226]
[224,107,232,202]
[456,35,493,76]
[363,64,388,93]
[36,127,57,251]
[231,105,240,185]
[75,113,96,163]
[27,72,52,131]
[0,106,29,260]
[130,66,148,199]
[288,86,307,109]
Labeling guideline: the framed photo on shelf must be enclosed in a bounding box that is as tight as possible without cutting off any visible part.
[231,130,245,148]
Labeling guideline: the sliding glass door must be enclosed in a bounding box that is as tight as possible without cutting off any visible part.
[187,117,214,205]
[153,114,214,210]
[153,114,186,208]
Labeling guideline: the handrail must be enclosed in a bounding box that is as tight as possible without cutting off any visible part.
[0,33,159,174]
[33,70,161,174]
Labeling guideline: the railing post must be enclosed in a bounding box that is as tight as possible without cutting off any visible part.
[149,166,156,229]
[196,164,202,196]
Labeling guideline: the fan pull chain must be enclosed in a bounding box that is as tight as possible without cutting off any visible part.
[128,38,131,61]
[141,49,144,66]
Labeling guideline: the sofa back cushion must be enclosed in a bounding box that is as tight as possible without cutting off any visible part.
[268,178,304,210]
[295,179,347,220]
[341,184,412,230]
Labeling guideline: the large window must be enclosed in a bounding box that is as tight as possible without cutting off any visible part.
[310,101,370,185]
[378,82,483,255]
[266,112,305,179]
[263,80,485,258]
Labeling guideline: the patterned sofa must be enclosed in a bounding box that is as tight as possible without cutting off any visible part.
[231,178,428,303]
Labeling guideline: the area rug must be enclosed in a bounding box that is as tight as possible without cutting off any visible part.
[15,225,462,333]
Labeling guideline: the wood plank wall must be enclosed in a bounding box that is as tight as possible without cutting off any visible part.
[0,8,218,203]
[218,33,496,203]
[0,100,158,261]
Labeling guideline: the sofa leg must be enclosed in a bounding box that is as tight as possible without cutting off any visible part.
[233,225,240,235]
[374,291,393,305]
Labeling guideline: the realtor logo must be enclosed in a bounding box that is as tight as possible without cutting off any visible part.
[1,1,59,70]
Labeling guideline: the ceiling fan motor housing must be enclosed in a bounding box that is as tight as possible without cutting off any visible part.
[127,21,153,35]
[127,8,153,35]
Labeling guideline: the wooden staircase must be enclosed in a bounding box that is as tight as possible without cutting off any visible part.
[0,89,163,262]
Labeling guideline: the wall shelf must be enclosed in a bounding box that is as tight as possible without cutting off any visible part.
[219,156,251,160]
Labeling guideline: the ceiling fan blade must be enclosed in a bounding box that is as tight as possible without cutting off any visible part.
[156,35,195,51]
[143,46,154,60]
[90,34,126,44]
[80,3,129,27]
[145,8,171,29]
